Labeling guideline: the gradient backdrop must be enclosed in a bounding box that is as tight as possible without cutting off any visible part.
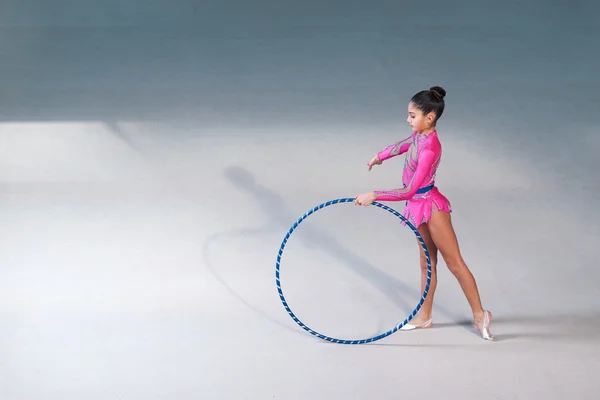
[1,1,599,399]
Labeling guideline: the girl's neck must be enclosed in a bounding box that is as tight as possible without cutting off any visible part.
[417,127,436,135]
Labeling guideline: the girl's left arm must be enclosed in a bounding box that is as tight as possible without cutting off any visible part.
[372,148,437,202]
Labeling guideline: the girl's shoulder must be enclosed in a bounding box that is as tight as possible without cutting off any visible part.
[417,131,442,152]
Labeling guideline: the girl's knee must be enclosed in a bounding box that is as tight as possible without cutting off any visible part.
[420,254,437,270]
[444,257,466,275]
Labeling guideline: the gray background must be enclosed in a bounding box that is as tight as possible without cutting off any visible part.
[1,1,599,399]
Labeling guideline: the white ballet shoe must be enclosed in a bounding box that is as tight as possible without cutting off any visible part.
[400,318,432,331]
[477,310,494,341]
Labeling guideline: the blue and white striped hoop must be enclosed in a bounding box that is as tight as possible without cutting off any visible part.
[275,197,432,344]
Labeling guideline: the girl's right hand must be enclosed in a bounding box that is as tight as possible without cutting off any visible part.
[367,155,382,171]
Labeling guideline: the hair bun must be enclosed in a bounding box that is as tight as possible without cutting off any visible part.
[430,86,446,100]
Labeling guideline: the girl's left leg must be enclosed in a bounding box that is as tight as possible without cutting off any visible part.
[426,210,493,340]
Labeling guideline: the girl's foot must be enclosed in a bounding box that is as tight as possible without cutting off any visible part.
[400,315,433,331]
[474,310,494,340]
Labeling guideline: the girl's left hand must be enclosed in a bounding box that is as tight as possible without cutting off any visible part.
[354,192,376,206]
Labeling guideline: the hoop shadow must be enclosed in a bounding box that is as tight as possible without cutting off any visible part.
[203,165,471,340]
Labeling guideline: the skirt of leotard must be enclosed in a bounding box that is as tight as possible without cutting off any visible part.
[403,186,452,228]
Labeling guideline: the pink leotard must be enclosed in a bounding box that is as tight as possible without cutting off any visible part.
[373,130,443,201]
[371,130,452,227]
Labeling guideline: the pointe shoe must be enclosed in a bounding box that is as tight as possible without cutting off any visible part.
[400,318,432,331]
[477,310,494,340]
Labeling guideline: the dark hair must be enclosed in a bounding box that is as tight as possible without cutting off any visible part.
[410,86,446,122]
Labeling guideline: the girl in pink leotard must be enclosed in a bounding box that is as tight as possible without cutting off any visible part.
[373,128,451,227]
[354,86,494,341]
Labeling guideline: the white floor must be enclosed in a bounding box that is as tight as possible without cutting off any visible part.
[1,1,599,399]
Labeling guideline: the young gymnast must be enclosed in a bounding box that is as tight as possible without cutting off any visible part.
[353,86,493,340]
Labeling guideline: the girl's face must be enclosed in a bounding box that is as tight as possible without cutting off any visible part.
[407,102,436,133]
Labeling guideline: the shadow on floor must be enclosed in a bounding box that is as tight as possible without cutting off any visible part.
[203,165,473,341]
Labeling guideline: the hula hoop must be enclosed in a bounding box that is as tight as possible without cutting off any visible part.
[275,197,432,344]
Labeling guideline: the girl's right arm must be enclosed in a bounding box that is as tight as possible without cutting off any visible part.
[376,134,414,161]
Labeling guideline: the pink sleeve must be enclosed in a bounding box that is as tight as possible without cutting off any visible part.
[377,134,413,161]
[373,148,437,201]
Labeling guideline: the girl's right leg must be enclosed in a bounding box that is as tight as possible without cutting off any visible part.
[416,222,438,323]
[401,222,438,329]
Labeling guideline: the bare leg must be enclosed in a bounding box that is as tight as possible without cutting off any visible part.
[410,223,438,325]
[426,210,494,339]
